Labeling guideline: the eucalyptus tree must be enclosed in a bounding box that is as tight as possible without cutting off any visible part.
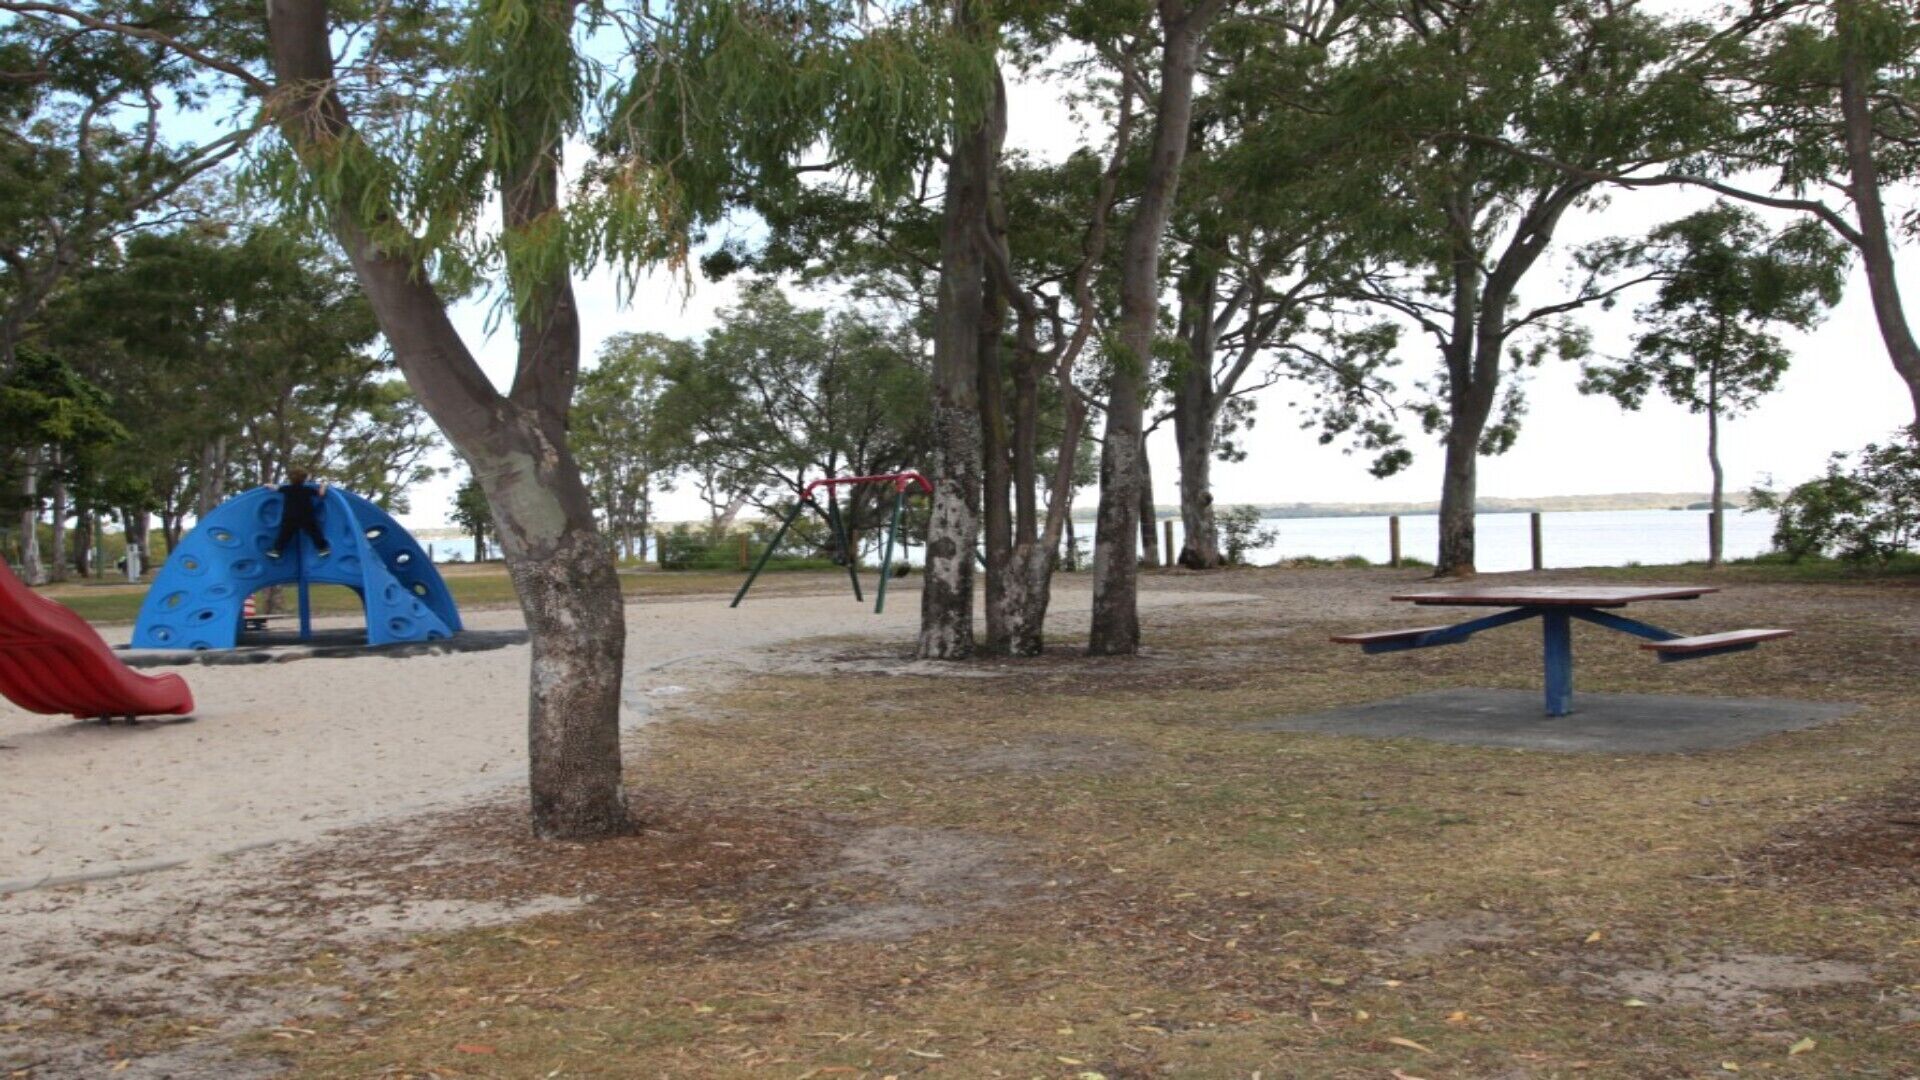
[0,345,124,582]
[1445,2,1918,424]
[1580,204,1846,566]
[0,5,249,372]
[650,282,932,537]
[1088,0,1230,654]
[1326,0,1716,576]
[573,333,677,560]
[11,0,969,839]
[1162,0,1383,569]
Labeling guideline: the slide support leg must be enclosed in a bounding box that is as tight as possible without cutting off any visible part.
[731,500,807,609]
[874,488,907,615]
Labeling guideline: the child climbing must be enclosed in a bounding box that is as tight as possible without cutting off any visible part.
[266,468,332,560]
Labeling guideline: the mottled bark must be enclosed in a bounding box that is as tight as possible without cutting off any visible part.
[1089,0,1216,655]
[16,447,41,585]
[917,8,1000,659]
[267,0,628,840]
[47,470,67,583]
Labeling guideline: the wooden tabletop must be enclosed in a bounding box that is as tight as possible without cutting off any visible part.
[1390,585,1719,608]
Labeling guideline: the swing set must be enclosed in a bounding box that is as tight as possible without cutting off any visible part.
[730,471,934,614]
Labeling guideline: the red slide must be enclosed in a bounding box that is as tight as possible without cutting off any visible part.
[0,562,193,720]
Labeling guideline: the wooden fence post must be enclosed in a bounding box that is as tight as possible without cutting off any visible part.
[1530,512,1544,571]
[1163,519,1175,565]
[656,531,666,570]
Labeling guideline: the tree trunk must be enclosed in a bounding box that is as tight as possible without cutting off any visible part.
[1838,10,1920,422]
[980,281,1013,653]
[128,509,151,580]
[1089,0,1212,655]
[73,510,92,578]
[1707,372,1724,568]
[48,469,67,583]
[196,435,229,517]
[268,0,627,840]
[1137,435,1160,568]
[1435,425,1479,577]
[918,15,1001,660]
[17,447,42,585]
[1173,411,1219,569]
[1171,255,1223,569]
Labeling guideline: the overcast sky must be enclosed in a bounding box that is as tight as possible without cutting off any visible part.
[399,51,1918,532]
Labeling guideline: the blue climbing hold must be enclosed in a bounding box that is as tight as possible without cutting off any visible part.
[132,485,463,650]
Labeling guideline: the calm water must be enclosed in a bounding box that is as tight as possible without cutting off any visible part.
[426,508,1778,572]
[1180,508,1779,572]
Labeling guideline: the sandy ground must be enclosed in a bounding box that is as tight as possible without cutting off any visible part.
[0,582,1265,890]
[0,579,1273,1077]
[4,567,1878,1077]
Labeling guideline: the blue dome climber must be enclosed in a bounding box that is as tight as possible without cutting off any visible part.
[133,484,463,650]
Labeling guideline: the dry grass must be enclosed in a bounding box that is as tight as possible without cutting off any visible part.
[45,568,1920,1078]
[40,566,856,625]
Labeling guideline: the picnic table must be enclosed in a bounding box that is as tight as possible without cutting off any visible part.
[1332,585,1791,717]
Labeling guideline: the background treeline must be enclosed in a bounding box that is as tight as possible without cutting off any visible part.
[1,0,1914,836]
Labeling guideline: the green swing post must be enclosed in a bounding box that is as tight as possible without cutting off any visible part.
[824,494,864,603]
[873,485,908,614]
[730,498,810,608]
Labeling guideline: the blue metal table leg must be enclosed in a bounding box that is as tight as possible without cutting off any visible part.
[1542,609,1573,716]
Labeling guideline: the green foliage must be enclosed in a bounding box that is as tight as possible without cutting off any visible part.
[1580,202,1847,417]
[0,1,251,366]
[573,333,680,552]
[45,223,438,514]
[1751,429,1920,564]
[1218,505,1277,566]
[0,344,128,511]
[451,471,494,557]
[1319,0,1725,473]
[651,281,931,534]
[1728,0,1920,209]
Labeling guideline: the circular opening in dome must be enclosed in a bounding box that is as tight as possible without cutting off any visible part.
[163,592,186,609]
[365,526,386,541]
[395,552,412,566]
[232,558,263,579]
[412,583,429,596]
[190,608,217,624]
[387,616,415,636]
[151,627,174,643]
[383,584,400,603]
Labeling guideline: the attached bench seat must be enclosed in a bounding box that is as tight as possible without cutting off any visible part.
[1642,628,1793,660]
[1330,626,1455,653]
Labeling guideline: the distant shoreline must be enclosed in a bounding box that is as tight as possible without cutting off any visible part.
[1134,492,1751,522]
